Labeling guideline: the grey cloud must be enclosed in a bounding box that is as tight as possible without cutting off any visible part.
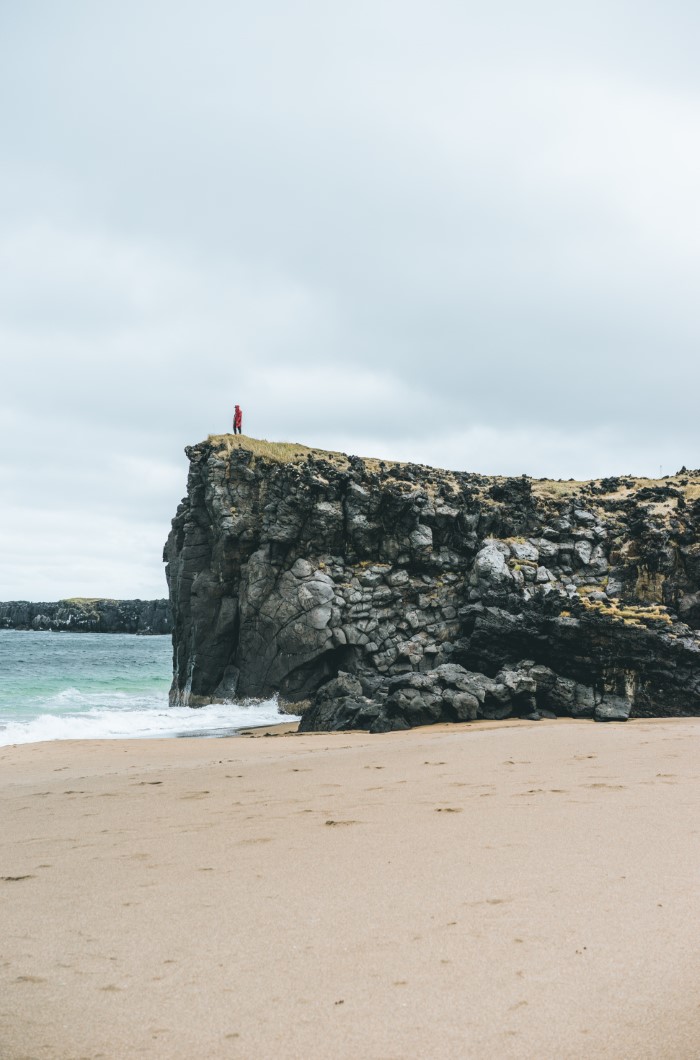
[1,1,699,596]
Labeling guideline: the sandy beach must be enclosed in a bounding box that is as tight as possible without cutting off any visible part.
[1,718,699,1059]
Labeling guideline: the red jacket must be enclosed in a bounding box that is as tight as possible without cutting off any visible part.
[233,406,242,428]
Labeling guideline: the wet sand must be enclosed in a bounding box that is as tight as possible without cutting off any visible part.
[1,718,699,1059]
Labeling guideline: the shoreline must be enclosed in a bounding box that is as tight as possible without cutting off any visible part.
[240,712,698,737]
[2,718,699,1058]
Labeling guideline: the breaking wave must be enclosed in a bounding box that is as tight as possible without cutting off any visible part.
[0,689,293,746]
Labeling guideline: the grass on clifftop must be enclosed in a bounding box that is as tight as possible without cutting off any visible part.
[208,434,588,486]
[206,434,699,506]
[208,435,384,472]
[61,598,118,606]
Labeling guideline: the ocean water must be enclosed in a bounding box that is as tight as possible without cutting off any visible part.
[0,630,293,746]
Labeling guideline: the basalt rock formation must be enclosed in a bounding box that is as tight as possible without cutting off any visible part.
[0,599,172,635]
[164,437,700,731]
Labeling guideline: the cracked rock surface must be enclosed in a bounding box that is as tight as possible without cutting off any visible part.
[164,438,700,731]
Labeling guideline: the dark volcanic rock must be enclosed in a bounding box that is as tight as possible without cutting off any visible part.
[163,438,700,728]
[0,599,171,635]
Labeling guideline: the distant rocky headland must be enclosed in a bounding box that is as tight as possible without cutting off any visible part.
[164,436,700,731]
[0,599,172,635]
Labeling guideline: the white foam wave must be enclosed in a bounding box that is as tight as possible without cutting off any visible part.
[43,686,84,702]
[26,687,168,709]
[0,697,297,746]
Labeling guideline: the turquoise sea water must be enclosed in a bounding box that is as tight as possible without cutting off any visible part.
[0,630,291,745]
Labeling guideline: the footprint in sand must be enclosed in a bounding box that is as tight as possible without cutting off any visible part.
[585,783,625,790]
[468,897,511,907]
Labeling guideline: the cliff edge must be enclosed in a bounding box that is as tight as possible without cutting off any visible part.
[164,436,700,730]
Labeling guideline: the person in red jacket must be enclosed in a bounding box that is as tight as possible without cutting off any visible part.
[233,404,243,434]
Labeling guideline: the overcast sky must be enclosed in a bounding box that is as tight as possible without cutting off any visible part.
[2,2,699,600]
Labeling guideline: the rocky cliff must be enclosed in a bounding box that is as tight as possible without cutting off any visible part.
[164,436,700,731]
[0,599,172,635]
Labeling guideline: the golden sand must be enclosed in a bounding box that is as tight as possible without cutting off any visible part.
[1,718,699,1059]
